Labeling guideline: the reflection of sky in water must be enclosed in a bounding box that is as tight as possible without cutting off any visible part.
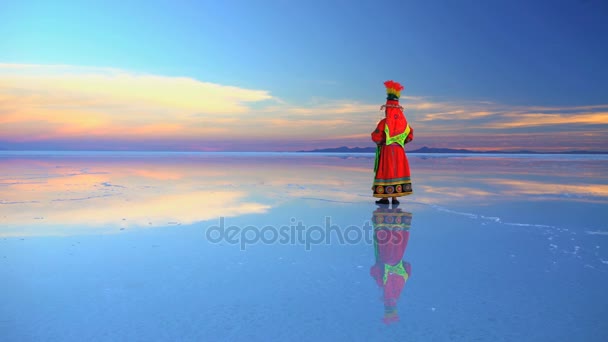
[1,152,607,237]
[1,152,607,341]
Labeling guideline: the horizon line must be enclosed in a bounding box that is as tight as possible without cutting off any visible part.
[1,148,608,155]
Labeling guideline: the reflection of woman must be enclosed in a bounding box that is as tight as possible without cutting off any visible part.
[371,80,414,205]
[370,206,412,325]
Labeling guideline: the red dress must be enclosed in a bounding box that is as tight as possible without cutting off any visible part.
[371,105,414,198]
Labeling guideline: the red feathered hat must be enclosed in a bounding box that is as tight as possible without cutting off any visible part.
[384,80,404,102]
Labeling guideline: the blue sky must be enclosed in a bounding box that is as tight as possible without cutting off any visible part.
[1,0,607,151]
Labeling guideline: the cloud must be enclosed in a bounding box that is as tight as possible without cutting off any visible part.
[0,63,272,113]
[420,110,495,121]
[0,63,274,141]
[415,99,608,131]
[482,112,608,128]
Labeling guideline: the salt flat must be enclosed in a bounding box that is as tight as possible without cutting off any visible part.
[1,152,607,341]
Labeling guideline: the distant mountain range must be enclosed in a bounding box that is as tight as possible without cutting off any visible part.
[297,146,608,154]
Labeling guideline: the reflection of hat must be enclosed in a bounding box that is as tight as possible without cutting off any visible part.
[383,306,399,325]
[384,80,404,102]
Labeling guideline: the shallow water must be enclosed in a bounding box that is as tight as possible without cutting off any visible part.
[1,152,607,341]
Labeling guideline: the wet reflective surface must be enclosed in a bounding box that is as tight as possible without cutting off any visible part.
[1,152,607,341]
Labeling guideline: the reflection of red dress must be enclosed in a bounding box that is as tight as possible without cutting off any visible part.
[370,207,412,325]
[371,107,414,198]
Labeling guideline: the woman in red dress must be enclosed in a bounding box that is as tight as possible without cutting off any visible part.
[371,80,414,205]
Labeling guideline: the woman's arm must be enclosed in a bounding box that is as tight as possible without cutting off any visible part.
[371,119,386,145]
[405,126,414,144]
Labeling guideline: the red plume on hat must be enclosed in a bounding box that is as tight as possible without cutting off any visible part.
[384,80,404,101]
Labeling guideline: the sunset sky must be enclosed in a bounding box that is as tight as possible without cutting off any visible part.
[1,0,607,152]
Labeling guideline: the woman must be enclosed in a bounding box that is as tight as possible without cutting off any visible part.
[371,80,414,205]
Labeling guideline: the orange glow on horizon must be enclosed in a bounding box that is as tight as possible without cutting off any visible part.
[1,63,607,151]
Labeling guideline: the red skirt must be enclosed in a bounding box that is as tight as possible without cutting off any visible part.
[372,144,413,198]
